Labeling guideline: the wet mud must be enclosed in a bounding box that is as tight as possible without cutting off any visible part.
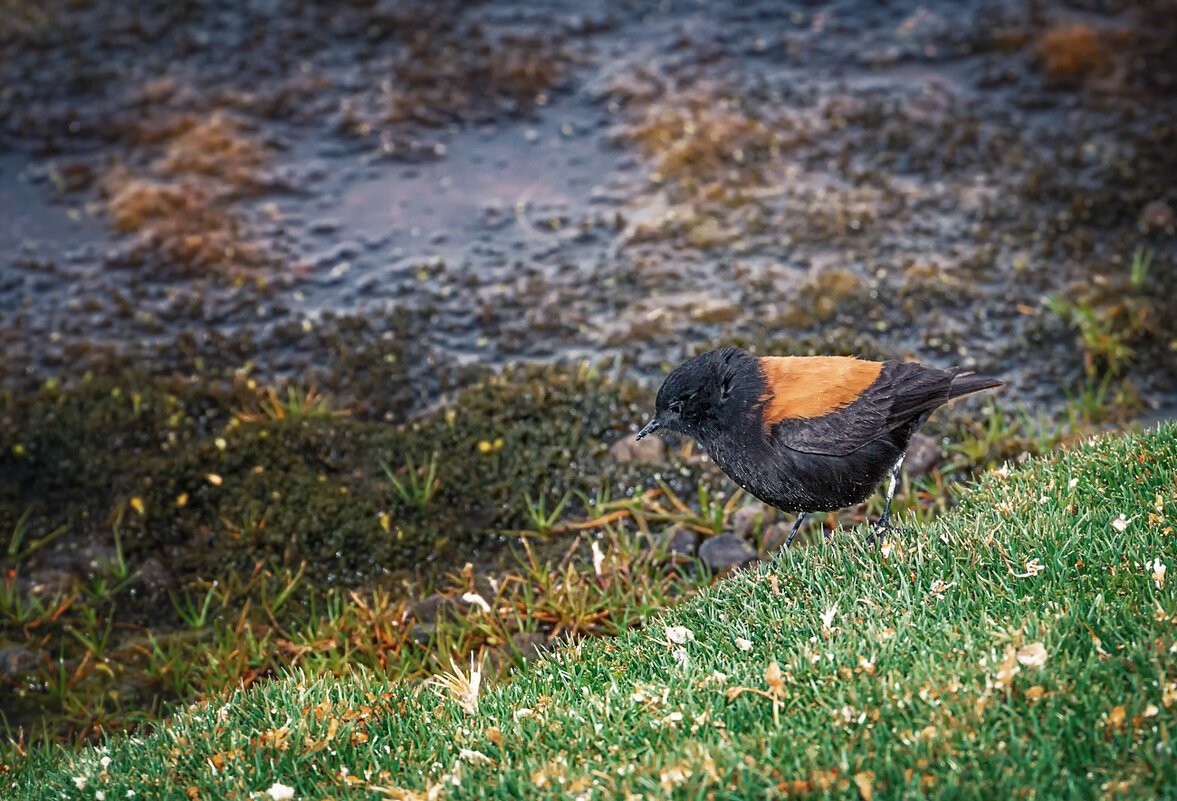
[1,0,1172,401]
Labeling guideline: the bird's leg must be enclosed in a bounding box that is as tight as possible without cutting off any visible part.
[783,512,808,549]
[867,451,906,544]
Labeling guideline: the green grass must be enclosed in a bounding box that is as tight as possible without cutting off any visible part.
[7,422,1175,799]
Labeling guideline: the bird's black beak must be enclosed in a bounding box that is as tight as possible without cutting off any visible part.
[635,417,662,441]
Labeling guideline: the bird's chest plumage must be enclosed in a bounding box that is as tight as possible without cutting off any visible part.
[704,428,896,513]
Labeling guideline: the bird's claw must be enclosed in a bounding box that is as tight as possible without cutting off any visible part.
[865,520,904,546]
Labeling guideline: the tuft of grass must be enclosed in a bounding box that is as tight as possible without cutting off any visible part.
[1044,245,1164,386]
[6,422,1175,798]
[380,453,441,510]
[521,490,572,538]
[1130,244,1154,290]
[233,385,346,423]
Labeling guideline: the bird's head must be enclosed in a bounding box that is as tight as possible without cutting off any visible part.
[636,347,758,445]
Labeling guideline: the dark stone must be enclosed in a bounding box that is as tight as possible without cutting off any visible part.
[763,519,824,552]
[131,557,173,599]
[25,568,77,598]
[761,522,791,553]
[411,593,464,626]
[730,501,772,541]
[408,624,433,646]
[0,646,41,676]
[509,631,550,662]
[698,533,757,572]
[1140,199,1175,231]
[903,433,943,478]
[309,218,341,236]
[658,525,698,557]
[608,432,666,465]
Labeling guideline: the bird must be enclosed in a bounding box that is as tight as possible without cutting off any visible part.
[635,347,1002,547]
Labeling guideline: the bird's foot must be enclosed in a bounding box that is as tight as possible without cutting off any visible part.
[865,520,905,546]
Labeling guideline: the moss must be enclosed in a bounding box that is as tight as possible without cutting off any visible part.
[1,363,662,593]
[0,375,244,542]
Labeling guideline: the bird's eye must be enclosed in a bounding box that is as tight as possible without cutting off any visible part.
[669,401,683,414]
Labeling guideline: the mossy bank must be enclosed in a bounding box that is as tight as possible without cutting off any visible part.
[7,422,1175,799]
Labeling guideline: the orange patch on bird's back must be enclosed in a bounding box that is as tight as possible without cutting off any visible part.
[758,356,884,425]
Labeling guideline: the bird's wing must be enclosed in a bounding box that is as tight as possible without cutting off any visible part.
[770,362,955,456]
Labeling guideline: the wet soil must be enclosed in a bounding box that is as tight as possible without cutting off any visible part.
[1,0,1173,402]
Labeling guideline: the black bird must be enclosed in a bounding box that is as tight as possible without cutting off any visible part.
[636,347,1002,546]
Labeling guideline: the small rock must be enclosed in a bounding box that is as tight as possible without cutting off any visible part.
[509,631,550,662]
[698,533,757,572]
[903,433,943,478]
[761,522,791,553]
[0,646,41,676]
[1139,199,1175,232]
[608,432,666,465]
[731,501,773,541]
[309,219,341,236]
[763,519,823,552]
[411,593,464,626]
[657,525,699,557]
[131,557,173,599]
[408,624,433,646]
[26,569,77,597]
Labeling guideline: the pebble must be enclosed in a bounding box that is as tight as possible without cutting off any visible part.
[903,433,944,478]
[730,501,772,541]
[131,556,174,599]
[657,525,699,557]
[1139,199,1175,232]
[698,533,757,572]
[411,593,464,626]
[0,646,41,676]
[510,631,550,661]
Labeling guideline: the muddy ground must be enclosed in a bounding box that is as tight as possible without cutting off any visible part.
[0,0,1175,745]
[2,0,1174,398]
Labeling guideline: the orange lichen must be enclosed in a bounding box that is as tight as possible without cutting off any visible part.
[159,114,267,185]
[99,108,271,274]
[622,85,790,196]
[1037,25,1111,81]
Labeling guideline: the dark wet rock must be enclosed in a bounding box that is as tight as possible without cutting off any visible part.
[762,519,823,552]
[608,432,666,465]
[309,219,341,236]
[24,569,76,599]
[698,533,757,572]
[1140,199,1175,233]
[316,242,361,266]
[656,525,699,557]
[903,433,944,478]
[731,501,772,542]
[411,593,465,626]
[761,522,791,554]
[509,631,550,662]
[408,624,433,646]
[130,557,173,599]
[0,646,41,676]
